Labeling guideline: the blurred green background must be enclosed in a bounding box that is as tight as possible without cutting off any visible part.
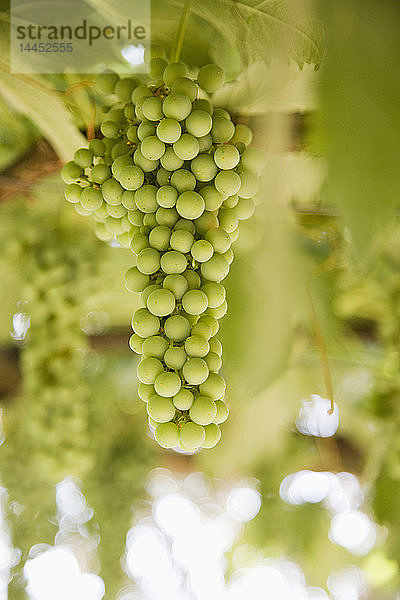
[0,1,400,599]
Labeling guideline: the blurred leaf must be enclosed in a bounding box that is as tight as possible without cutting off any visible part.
[0,70,86,161]
[318,0,400,259]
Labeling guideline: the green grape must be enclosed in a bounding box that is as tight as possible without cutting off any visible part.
[235,141,246,154]
[164,346,187,370]
[114,77,137,102]
[200,255,229,282]
[111,139,131,158]
[198,314,219,335]
[119,165,145,191]
[214,400,229,423]
[236,198,255,220]
[103,137,118,153]
[182,312,200,327]
[132,308,160,341]
[127,124,139,142]
[229,226,239,243]
[76,204,93,217]
[130,233,149,257]
[176,191,205,220]
[138,121,156,141]
[134,148,159,172]
[207,300,227,319]
[214,170,241,196]
[241,146,266,174]
[190,154,218,182]
[211,116,235,143]
[184,335,209,358]
[223,194,239,208]
[191,239,214,263]
[121,190,136,209]
[156,207,179,228]
[142,335,169,359]
[138,382,155,402]
[171,77,198,102]
[143,212,158,229]
[149,417,157,429]
[101,178,124,205]
[213,107,230,119]
[170,169,196,193]
[74,148,93,168]
[163,62,188,87]
[137,247,161,274]
[94,203,108,220]
[90,163,111,184]
[191,320,212,340]
[149,225,171,251]
[214,144,240,170]
[201,282,226,308]
[142,96,164,121]
[156,167,171,187]
[95,222,114,241]
[160,250,187,274]
[157,118,181,143]
[232,123,253,146]
[218,207,238,233]
[185,110,212,137]
[147,394,176,422]
[89,138,105,156]
[108,107,126,124]
[101,120,119,138]
[112,155,132,179]
[164,315,191,341]
[202,423,221,448]
[182,357,209,385]
[173,134,199,160]
[61,161,83,183]
[192,98,213,114]
[132,85,152,105]
[200,372,226,400]
[205,228,231,253]
[160,147,184,171]
[197,134,213,153]
[96,70,119,94]
[135,184,158,212]
[169,229,194,253]
[129,333,144,354]
[128,209,144,226]
[179,422,206,451]
[154,371,182,397]
[137,357,164,384]
[163,93,192,120]
[147,288,176,316]
[209,336,222,356]
[222,247,234,265]
[142,283,162,304]
[173,388,194,410]
[157,185,178,208]
[141,136,165,160]
[194,211,219,235]
[183,269,201,290]
[238,169,260,198]
[65,183,82,204]
[205,351,222,372]
[199,185,225,211]
[125,266,149,292]
[174,219,196,234]
[150,57,168,80]
[155,422,179,448]
[182,289,208,315]
[162,273,189,299]
[189,395,217,425]
[198,64,225,93]
[106,203,126,218]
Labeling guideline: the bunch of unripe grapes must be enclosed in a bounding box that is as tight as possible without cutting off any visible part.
[62,49,266,451]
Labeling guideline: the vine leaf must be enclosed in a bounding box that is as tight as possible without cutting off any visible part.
[0,70,86,161]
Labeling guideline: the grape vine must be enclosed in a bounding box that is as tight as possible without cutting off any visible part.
[62,48,266,451]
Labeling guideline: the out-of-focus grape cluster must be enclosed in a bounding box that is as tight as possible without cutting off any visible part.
[62,47,266,450]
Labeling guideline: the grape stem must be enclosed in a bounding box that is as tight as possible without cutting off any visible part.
[171,0,193,63]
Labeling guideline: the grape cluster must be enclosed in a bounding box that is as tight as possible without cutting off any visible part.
[62,49,266,451]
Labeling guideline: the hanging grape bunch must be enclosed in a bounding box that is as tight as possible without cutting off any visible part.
[62,48,266,451]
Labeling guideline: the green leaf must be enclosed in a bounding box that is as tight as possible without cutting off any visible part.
[0,70,86,161]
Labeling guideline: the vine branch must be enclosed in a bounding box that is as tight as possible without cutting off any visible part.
[171,0,193,63]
